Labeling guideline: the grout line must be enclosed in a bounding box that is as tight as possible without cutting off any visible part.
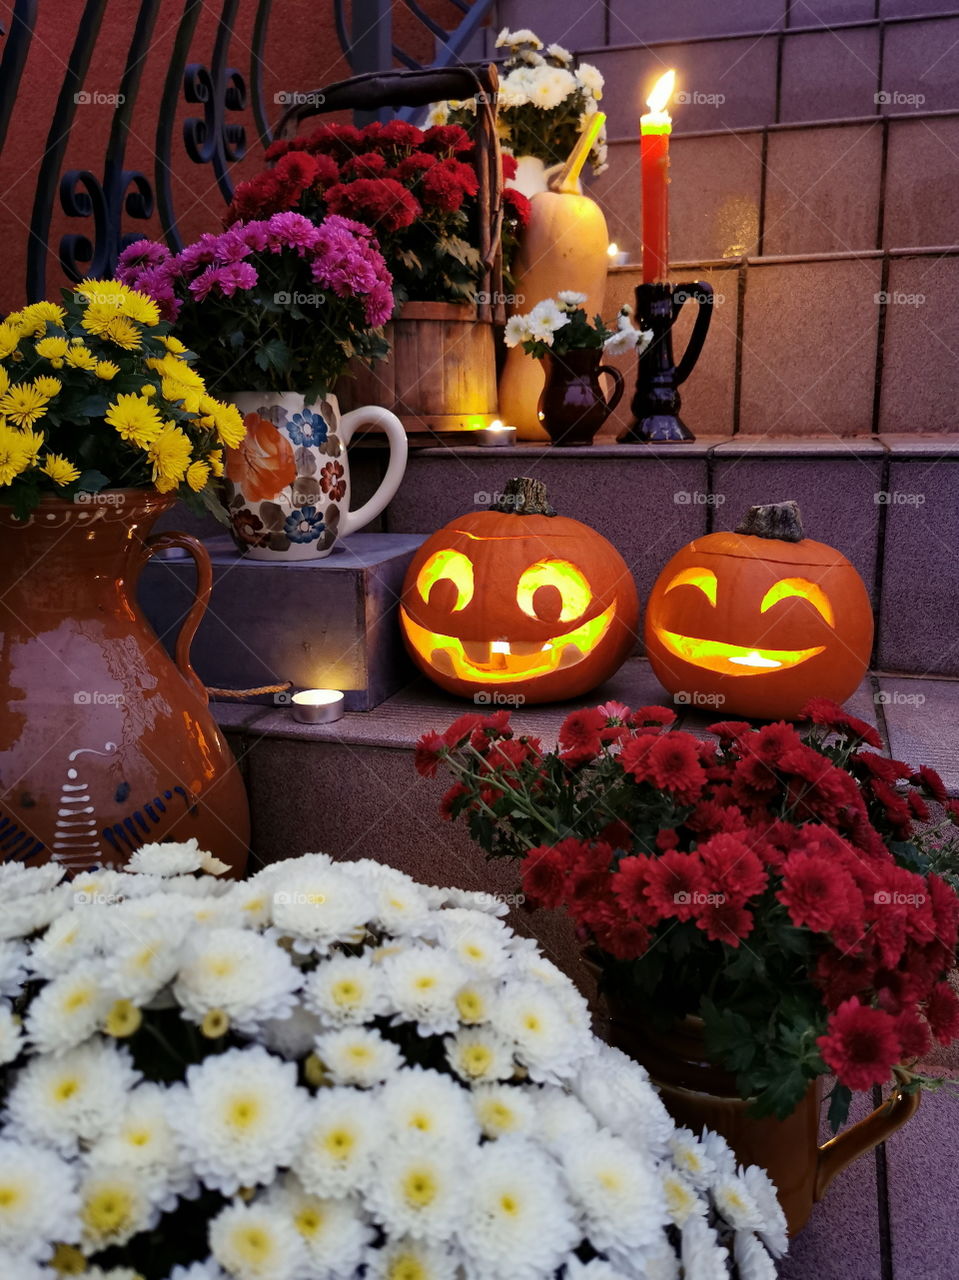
[732,263,747,436]
[872,449,892,670]
[757,127,770,256]
[876,12,887,120]
[604,105,959,146]
[872,253,891,439]
[874,1082,895,1280]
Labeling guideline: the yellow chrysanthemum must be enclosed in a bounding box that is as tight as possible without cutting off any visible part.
[161,380,202,414]
[185,460,210,492]
[208,448,224,477]
[102,315,142,350]
[213,402,246,448]
[95,360,120,381]
[33,376,62,398]
[18,429,44,465]
[119,290,160,326]
[20,300,66,332]
[148,423,193,491]
[0,424,34,485]
[160,334,188,354]
[0,322,22,359]
[74,278,127,308]
[79,301,119,335]
[35,335,69,366]
[104,393,164,447]
[154,352,205,389]
[0,367,8,397]
[64,345,98,371]
[41,453,81,486]
[140,384,156,397]
[0,383,49,429]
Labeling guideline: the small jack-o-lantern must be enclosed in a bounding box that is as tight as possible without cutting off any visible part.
[400,477,639,704]
[645,501,873,720]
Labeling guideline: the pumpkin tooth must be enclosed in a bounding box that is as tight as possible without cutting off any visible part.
[508,641,544,656]
[461,640,491,663]
[429,648,457,676]
[558,643,585,669]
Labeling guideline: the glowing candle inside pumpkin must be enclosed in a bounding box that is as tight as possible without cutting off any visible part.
[640,70,676,284]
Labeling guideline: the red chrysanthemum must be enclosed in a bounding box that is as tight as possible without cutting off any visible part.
[645,850,706,922]
[414,730,446,778]
[618,732,659,783]
[341,152,388,179]
[611,854,656,920]
[325,178,421,232]
[442,713,485,746]
[521,845,568,909]
[895,1008,932,1060]
[420,158,479,211]
[438,781,469,820]
[778,851,859,934]
[747,721,804,764]
[558,707,607,766]
[907,791,930,823]
[912,765,948,804]
[647,733,706,801]
[632,706,677,729]
[817,998,902,1090]
[854,752,913,784]
[694,899,755,948]
[708,720,753,742]
[503,186,531,228]
[802,698,883,749]
[925,981,959,1045]
[422,124,472,155]
[698,833,767,904]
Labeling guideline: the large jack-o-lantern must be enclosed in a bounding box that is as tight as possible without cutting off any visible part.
[400,477,639,704]
[645,501,873,720]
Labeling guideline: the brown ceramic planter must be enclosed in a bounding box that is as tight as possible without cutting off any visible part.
[600,989,919,1236]
[537,348,625,446]
[0,491,249,874]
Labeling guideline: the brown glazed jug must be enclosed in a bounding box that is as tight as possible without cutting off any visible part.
[537,349,625,446]
[603,1005,919,1236]
[0,491,249,873]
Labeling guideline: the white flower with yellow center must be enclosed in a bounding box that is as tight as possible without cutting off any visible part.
[209,1199,306,1280]
[445,1026,515,1084]
[223,879,275,928]
[504,314,532,348]
[270,867,369,954]
[0,940,27,997]
[437,888,508,918]
[78,1162,162,1251]
[471,1083,536,1139]
[127,837,227,877]
[25,961,112,1053]
[380,1067,478,1148]
[88,1083,193,1204]
[454,981,494,1026]
[168,1046,307,1195]
[561,1130,667,1254]
[577,61,605,98]
[733,1230,777,1280]
[526,66,578,111]
[667,1127,717,1191]
[102,920,186,1005]
[557,291,588,308]
[0,860,64,900]
[662,1169,705,1229]
[365,1235,462,1280]
[372,878,436,939]
[266,1176,373,1276]
[294,1088,380,1197]
[259,1005,325,1060]
[459,1137,578,1280]
[438,919,509,980]
[526,299,570,347]
[4,1038,140,1154]
[0,1001,22,1066]
[571,1043,676,1156]
[173,926,301,1033]
[26,910,103,979]
[382,946,468,1036]
[70,868,128,905]
[0,1138,80,1259]
[303,953,385,1026]
[493,982,588,1084]
[366,1142,465,1243]
[741,1163,788,1256]
[496,27,543,49]
[711,1172,765,1232]
[681,1213,730,1280]
[314,1027,403,1088]
[0,887,71,941]
[515,953,592,1027]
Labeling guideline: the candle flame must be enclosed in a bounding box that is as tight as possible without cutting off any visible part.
[646,69,676,114]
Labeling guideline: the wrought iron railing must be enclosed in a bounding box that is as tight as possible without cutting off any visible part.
[0,0,495,302]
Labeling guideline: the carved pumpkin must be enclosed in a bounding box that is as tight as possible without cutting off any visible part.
[644,502,874,720]
[400,477,639,704]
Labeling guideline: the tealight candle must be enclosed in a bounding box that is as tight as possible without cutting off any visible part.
[607,242,629,268]
[291,688,345,724]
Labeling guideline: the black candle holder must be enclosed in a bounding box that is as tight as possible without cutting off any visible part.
[619,280,714,442]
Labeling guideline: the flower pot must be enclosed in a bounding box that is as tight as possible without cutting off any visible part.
[335,302,499,434]
[0,492,249,873]
[223,391,407,561]
[537,349,625,446]
[601,1000,920,1237]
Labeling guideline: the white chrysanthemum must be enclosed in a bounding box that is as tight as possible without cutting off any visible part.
[562,1129,668,1253]
[681,1213,730,1280]
[372,877,437,938]
[533,1086,597,1152]
[514,953,592,1027]
[209,1199,307,1280]
[258,1005,326,1059]
[314,1026,403,1088]
[127,837,228,877]
[662,1168,705,1229]
[460,1137,578,1280]
[437,917,509,980]
[0,939,27,997]
[102,920,186,1005]
[741,1163,788,1256]
[445,1026,515,1083]
[382,946,468,1036]
[493,982,589,1083]
[366,1236,462,1280]
[161,872,232,898]
[557,290,588,308]
[0,1138,80,1258]
[267,1176,373,1276]
[173,926,301,1033]
[25,960,112,1053]
[545,41,574,65]
[0,1001,23,1065]
[303,952,385,1026]
[504,314,532,348]
[114,890,242,933]
[699,1126,737,1179]
[734,1230,777,1280]
[26,909,105,979]
[471,1082,536,1139]
[426,101,449,127]
[526,66,578,110]
[224,878,280,928]
[454,980,496,1026]
[572,1043,676,1156]
[168,1046,307,1195]
[0,886,71,940]
[4,1038,140,1153]
[604,327,642,358]
[70,867,130,905]
[380,1067,478,1147]
[270,867,368,953]
[527,299,569,344]
[436,888,508,917]
[712,1172,765,1231]
[496,26,543,49]
[576,61,604,98]
[667,1128,717,1190]
[294,1088,380,1197]
[0,861,65,900]
[366,1141,465,1243]
[88,1083,194,1204]
[78,1161,163,1251]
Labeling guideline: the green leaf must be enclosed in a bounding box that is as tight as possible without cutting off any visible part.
[75,469,110,494]
[76,394,109,418]
[701,998,758,1075]
[750,1066,811,1120]
[826,1082,853,1132]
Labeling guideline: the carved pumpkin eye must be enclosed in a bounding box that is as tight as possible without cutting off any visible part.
[664,566,717,605]
[516,560,592,623]
[417,549,474,611]
[760,578,835,627]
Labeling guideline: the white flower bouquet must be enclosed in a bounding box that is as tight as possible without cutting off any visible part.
[0,846,787,1279]
[505,294,652,360]
[430,29,608,176]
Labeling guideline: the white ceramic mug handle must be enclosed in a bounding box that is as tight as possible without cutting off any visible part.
[336,406,408,537]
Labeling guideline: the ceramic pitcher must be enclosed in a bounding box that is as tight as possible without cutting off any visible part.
[224,392,407,561]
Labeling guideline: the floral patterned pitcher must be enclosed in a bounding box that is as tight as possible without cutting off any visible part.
[224,392,407,561]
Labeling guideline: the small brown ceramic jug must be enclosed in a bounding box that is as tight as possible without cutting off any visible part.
[537,349,625,446]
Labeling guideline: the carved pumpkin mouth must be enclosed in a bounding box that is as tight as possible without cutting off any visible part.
[654,628,826,676]
[401,606,616,684]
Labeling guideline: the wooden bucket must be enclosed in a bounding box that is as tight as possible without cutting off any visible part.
[337,301,498,433]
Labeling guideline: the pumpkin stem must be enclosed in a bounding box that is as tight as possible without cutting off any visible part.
[735,501,805,542]
[491,477,556,517]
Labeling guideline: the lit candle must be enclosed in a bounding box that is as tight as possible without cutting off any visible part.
[640,70,676,284]
[291,689,345,724]
[607,242,629,268]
